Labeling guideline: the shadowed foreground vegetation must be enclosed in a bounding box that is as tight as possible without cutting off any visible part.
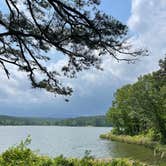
[0,137,146,166]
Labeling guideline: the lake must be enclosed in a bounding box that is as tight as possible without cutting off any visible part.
[0,126,165,165]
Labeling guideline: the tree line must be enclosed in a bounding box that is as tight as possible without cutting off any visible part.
[0,115,110,127]
[106,58,166,143]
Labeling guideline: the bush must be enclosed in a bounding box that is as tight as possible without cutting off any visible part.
[0,137,147,166]
[146,129,161,142]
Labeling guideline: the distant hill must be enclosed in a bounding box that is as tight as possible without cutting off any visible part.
[0,115,111,127]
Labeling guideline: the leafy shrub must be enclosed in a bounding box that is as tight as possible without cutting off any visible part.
[0,137,147,166]
[146,129,161,142]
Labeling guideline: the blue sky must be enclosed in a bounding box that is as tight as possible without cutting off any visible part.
[99,0,131,23]
[0,0,166,117]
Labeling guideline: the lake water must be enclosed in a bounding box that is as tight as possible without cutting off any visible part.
[0,126,165,165]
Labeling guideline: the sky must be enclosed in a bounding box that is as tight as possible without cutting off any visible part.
[0,0,166,117]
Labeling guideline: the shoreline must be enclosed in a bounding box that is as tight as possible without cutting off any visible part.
[100,132,166,157]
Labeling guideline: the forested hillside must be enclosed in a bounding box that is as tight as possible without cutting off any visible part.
[0,115,110,127]
[106,58,166,143]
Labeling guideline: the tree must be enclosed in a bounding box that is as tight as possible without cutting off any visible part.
[0,0,145,96]
[106,58,166,143]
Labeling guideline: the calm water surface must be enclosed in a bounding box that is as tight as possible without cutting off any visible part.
[0,126,165,165]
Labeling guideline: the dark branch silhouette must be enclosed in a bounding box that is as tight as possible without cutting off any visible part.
[0,0,147,96]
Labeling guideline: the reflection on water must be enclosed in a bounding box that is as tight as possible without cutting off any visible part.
[105,141,166,165]
[0,126,165,165]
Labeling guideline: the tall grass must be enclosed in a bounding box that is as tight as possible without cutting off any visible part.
[100,132,157,148]
[100,132,166,160]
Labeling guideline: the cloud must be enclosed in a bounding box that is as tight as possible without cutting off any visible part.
[128,0,166,71]
[0,0,166,117]
[0,65,42,104]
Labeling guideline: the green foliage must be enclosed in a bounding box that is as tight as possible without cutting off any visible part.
[83,150,94,160]
[110,159,144,166]
[0,138,146,166]
[0,136,37,166]
[146,129,161,142]
[0,115,110,127]
[106,58,166,143]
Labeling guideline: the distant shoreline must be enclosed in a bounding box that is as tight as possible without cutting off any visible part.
[0,115,111,127]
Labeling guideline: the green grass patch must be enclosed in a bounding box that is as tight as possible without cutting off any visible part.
[100,132,166,159]
[100,132,156,148]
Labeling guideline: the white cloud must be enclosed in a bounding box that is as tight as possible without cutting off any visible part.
[0,65,52,104]
[0,0,166,116]
[128,0,166,71]
[75,0,166,96]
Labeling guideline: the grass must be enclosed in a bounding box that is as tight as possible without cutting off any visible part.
[100,132,166,159]
[100,132,157,148]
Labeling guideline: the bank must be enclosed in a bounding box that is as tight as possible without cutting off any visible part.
[100,132,166,165]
